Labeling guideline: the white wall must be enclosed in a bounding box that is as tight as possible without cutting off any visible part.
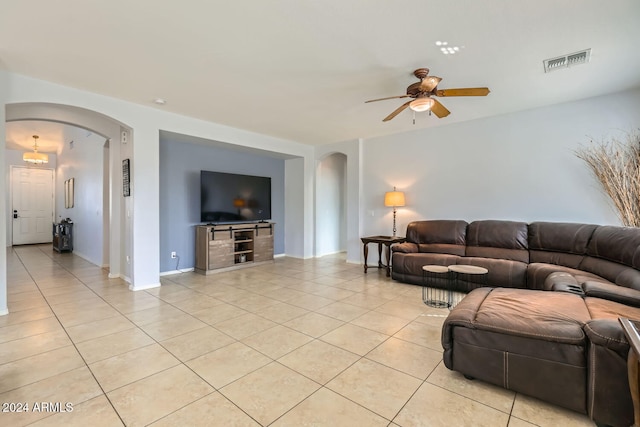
[361,89,640,236]
[55,127,106,266]
[0,89,5,315]
[315,139,362,263]
[284,158,306,257]
[315,153,347,256]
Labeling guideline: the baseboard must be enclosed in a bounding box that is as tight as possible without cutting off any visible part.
[274,253,286,259]
[160,268,194,276]
[317,250,345,257]
[283,254,315,260]
[0,308,8,316]
[108,272,120,279]
[69,250,97,266]
[129,281,161,291]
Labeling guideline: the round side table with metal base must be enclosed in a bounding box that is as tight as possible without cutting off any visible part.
[448,264,489,307]
[422,265,453,308]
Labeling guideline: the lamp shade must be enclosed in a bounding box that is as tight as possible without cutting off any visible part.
[384,190,405,207]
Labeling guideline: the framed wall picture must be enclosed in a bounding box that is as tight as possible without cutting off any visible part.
[123,158,131,197]
[64,178,74,208]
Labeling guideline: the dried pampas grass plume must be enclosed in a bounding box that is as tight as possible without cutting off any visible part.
[575,129,640,227]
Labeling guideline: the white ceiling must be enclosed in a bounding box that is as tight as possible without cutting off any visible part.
[5,120,72,153]
[2,1,640,150]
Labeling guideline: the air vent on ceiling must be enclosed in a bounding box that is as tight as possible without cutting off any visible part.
[543,49,591,73]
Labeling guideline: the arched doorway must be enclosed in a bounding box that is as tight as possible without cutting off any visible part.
[6,102,130,280]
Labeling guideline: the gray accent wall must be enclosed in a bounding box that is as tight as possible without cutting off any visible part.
[159,137,285,273]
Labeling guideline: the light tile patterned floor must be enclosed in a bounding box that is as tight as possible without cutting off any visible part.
[0,245,597,426]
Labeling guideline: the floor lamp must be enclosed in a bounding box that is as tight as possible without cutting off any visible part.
[384,187,405,236]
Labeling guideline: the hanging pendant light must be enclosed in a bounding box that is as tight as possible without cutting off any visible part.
[23,135,49,164]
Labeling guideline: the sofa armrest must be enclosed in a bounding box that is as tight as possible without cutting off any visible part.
[583,281,640,308]
[544,271,579,290]
[441,287,493,367]
[391,242,418,253]
[584,319,628,354]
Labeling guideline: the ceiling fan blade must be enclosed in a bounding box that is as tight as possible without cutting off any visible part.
[436,87,490,97]
[419,76,442,92]
[383,101,411,122]
[365,95,411,103]
[430,99,451,118]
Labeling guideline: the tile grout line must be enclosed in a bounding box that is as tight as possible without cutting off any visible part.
[7,245,128,425]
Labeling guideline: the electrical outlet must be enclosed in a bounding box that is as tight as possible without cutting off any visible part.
[171,251,177,259]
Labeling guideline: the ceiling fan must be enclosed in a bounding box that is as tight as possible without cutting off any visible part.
[365,68,490,121]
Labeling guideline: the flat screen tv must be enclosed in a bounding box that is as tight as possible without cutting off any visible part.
[200,170,271,223]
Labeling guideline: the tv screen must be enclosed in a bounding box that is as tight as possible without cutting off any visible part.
[200,170,272,223]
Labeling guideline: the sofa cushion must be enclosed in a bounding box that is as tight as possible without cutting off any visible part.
[391,242,418,253]
[394,252,461,271]
[583,281,640,307]
[391,252,461,286]
[472,288,591,342]
[405,220,467,256]
[442,288,590,415]
[585,225,640,268]
[465,220,529,263]
[528,222,597,267]
[580,256,640,290]
[527,263,604,290]
[585,296,640,323]
[456,257,527,288]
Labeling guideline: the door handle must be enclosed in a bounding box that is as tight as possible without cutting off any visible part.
[13,210,18,219]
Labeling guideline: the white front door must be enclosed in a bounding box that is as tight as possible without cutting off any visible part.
[12,167,55,245]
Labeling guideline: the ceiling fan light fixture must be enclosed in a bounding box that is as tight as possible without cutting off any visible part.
[23,135,49,164]
[409,97,435,112]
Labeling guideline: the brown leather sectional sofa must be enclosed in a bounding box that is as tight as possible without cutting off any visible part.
[391,220,640,427]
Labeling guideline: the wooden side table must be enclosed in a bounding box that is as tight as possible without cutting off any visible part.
[620,317,640,427]
[361,235,405,277]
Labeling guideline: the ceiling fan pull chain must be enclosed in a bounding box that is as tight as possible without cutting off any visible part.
[413,110,416,125]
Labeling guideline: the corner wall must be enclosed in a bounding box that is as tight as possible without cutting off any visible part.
[0,75,7,314]
[55,127,106,266]
[314,139,361,263]
[315,153,347,257]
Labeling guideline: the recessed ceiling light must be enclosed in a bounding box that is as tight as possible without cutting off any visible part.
[153,98,167,105]
[436,41,463,55]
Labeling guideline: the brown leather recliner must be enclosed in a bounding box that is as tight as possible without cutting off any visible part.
[442,287,640,427]
[390,219,640,427]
